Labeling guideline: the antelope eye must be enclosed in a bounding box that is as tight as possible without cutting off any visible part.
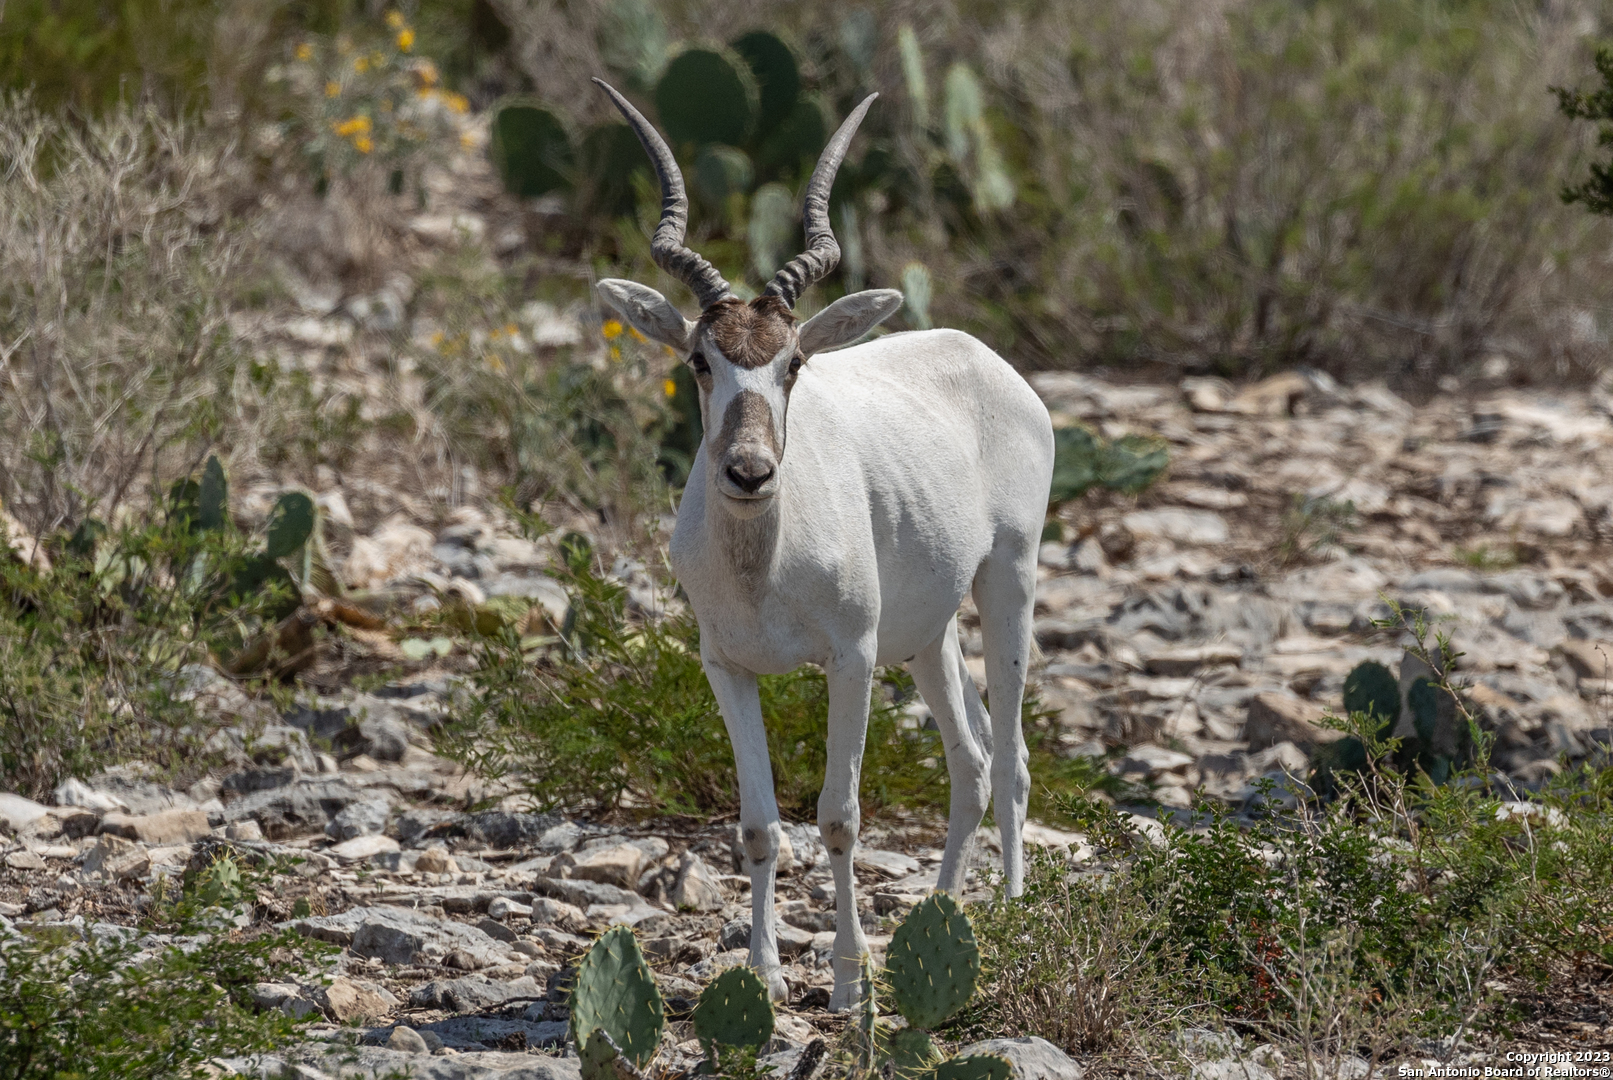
[787,355,803,376]
[689,352,710,376]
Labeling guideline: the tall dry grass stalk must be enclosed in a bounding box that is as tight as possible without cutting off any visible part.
[0,98,258,536]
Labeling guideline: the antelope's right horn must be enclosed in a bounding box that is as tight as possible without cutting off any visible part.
[593,78,732,309]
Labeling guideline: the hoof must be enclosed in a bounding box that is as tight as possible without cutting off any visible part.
[827,980,862,1013]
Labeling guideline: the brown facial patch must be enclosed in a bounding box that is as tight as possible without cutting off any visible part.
[699,295,797,369]
[716,389,781,459]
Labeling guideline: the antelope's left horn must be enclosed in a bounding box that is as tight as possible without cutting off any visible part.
[764,93,878,309]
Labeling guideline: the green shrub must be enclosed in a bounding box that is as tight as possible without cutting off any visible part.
[0,494,294,799]
[966,751,1613,1062]
[0,844,323,1080]
[440,554,1096,821]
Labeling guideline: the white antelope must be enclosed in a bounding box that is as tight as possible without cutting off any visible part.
[593,80,1054,1008]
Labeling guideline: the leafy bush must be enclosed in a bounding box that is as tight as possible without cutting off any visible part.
[440,552,1099,821]
[0,850,321,1080]
[967,746,1613,1065]
[0,493,293,799]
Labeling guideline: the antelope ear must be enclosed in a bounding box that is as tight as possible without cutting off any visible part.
[798,289,904,357]
[597,279,697,351]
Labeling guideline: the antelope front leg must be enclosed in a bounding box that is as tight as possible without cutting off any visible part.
[819,642,876,1011]
[704,659,787,1001]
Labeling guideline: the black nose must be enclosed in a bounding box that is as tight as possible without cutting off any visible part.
[726,463,775,493]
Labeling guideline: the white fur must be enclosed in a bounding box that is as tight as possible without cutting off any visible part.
[668,322,1054,1008]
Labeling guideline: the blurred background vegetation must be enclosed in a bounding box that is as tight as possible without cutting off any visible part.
[6,0,1613,545]
[6,0,1613,385]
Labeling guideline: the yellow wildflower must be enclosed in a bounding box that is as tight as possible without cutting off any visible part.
[628,326,646,342]
[663,378,677,398]
[428,330,445,348]
[488,354,505,374]
[325,81,341,98]
[445,92,469,114]
[609,345,622,362]
[385,10,405,28]
[414,60,439,87]
[354,55,370,74]
[354,135,374,154]
[460,132,475,148]
[504,323,519,337]
[295,42,313,61]
[397,28,415,52]
[602,319,624,340]
[333,115,372,137]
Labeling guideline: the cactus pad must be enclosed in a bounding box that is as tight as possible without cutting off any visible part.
[265,492,316,560]
[655,48,756,146]
[493,104,574,198]
[199,454,228,532]
[930,1054,1014,1080]
[883,1026,939,1076]
[886,893,980,1030]
[1343,661,1400,736]
[755,96,827,172]
[578,1029,622,1080]
[731,31,799,135]
[569,925,665,1068]
[693,144,754,207]
[1408,677,1440,744]
[692,966,774,1050]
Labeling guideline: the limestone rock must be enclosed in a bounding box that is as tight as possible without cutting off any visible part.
[387,1025,430,1054]
[315,977,399,1022]
[99,809,211,845]
[670,853,725,912]
[1245,692,1342,755]
[0,793,49,833]
[959,1037,1084,1080]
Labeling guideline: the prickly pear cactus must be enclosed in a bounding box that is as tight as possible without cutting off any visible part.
[264,491,316,560]
[1408,677,1440,745]
[856,952,879,1070]
[731,31,799,135]
[930,1054,1014,1080]
[199,454,228,532]
[569,926,665,1069]
[1343,660,1400,736]
[578,1029,623,1080]
[492,104,574,199]
[692,966,774,1051]
[882,1026,939,1076]
[655,48,756,146]
[886,893,980,1030]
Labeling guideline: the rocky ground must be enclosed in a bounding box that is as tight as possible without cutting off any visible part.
[5,367,1613,1078]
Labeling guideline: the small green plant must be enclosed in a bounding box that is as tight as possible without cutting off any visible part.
[1047,425,1169,507]
[1277,495,1357,566]
[967,757,1613,1063]
[0,465,310,797]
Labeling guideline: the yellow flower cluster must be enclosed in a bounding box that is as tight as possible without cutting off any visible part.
[602,319,625,340]
[333,114,374,153]
[384,12,414,52]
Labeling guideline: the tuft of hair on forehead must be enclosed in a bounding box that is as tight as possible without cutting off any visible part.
[697,295,798,369]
